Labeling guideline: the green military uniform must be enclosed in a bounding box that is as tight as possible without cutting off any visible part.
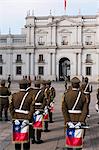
[0,80,11,121]
[9,79,35,150]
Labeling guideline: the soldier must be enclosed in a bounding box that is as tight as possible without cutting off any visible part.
[41,80,50,132]
[32,80,46,144]
[47,80,56,123]
[7,74,11,89]
[9,79,35,150]
[0,80,11,121]
[80,77,92,117]
[62,77,88,149]
[95,88,99,112]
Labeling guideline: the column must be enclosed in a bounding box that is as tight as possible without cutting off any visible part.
[52,26,56,46]
[26,26,31,45]
[78,26,82,44]
[31,52,35,79]
[52,52,56,78]
[48,26,52,46]
[78,53,82,76]
[29,53,31,76]
[26,53,29,76]
[50,53,52,75]
[7,50,13,78]
[96,14,99,45]
[31,27,35,46]
[76,53,78,75]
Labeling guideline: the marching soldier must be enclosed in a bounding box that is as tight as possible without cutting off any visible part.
[0,80,11,121]
[41,80,50,132]
[80,77,92,117]
[62,77,88,149]
[9,79,35,150]
[31,80,46,144]
[47,80,56,123]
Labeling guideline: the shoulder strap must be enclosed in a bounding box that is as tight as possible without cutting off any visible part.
[19,92,29,110]
[84,83,89,92]
[49,87,52,90]
[35,90,42,101]
[72,91,81,110]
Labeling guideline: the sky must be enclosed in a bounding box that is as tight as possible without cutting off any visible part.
[0,0,98,34]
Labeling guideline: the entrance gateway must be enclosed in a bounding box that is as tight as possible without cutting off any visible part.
[59,57,70,81]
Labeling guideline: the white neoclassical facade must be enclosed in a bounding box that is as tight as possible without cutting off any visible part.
[0,13,99,82]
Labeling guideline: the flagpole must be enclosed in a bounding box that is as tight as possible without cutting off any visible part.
[64,0,67,15]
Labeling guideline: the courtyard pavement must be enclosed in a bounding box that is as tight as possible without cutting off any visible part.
[0,81,99,150]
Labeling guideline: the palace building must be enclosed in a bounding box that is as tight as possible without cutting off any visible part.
[0,13,99,82]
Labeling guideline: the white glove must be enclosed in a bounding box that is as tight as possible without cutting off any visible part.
[35,110,40,115]
[67,122,75,128]
[75,122,81,128]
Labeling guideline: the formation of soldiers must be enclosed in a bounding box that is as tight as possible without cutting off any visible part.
[0,76,99,150]
[0,78,55,150]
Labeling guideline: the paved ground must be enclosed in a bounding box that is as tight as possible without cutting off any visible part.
[0,81,99,150]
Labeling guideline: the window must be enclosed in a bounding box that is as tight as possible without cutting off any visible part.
[12,38,26,43]
[16,54,22,63]
[0,66,2,75]
[38,54,44,62]
[61,36,68,45]
[0,55,3,63]
[38,66,44,75]
[0,39,7,43]
[86,67,91,75]
[86,54,91,60]
[38,36,45,45]
[86,54,92,63]
[85,36,92,45]
[16,66,21,75]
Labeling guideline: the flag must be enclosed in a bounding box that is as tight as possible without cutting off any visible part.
[43,113,49,120]
[65,128,84,148]
[13,120,29,143]
[43,107,49,121]
[64,0,66,11]
[33,114,43,129]
[50,102,55,113]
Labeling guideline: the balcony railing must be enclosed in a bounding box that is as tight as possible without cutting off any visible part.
[38,59,45,63]
[85,59,93,63]
[85,41,92,45]
[61,41,68,45]
[16,60,22,63]
[38,42,45,45]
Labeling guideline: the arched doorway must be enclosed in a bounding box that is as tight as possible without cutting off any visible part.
[59,57,70,81]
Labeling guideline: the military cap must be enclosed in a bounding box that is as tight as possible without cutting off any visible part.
[34,80,41,85]
[85,77,88,82]
[41,80,47,85]
[46,80,51,85]
[19,79,28,85]
[1,80,5,85]
[70,77,80,84]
